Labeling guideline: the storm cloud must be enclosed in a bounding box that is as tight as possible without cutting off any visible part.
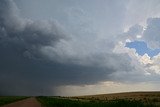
[0,0,160,96]
[143,18,160,49]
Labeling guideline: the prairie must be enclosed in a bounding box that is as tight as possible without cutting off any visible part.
[37,91,160,107]
[71,91,160,106]
[1,92,160,107]
[0,96,27,106]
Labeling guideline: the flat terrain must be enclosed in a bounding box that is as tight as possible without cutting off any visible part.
[1,97,41,107]
[1,91,160,107]
[0,96,27,106]
[72,91,160,106]
[74,91,160,99]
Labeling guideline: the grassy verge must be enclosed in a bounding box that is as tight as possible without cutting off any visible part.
[0,96,28,106]
[37,96,156,107]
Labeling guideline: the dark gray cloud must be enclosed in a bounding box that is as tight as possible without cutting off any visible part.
[0,0,66,59]
[0,0,149,96]
[117,24,143,42]
[0,44,124,95]
[127,24,143,36]
[0,0,67,95]
[124,17,160,49]
[143,18,160,49]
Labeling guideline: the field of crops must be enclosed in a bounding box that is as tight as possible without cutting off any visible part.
[37,96,156,107]
[0,96,27,106]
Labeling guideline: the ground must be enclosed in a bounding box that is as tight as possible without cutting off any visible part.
[1,97,41,107]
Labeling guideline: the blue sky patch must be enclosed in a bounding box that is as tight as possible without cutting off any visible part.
[125,41,160,57]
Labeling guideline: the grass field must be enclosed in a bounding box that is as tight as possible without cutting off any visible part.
[37,96,150,107]
[1,92,160,107]
[36,92,160,107]
[0,96,27,106]
[72,92,160,106]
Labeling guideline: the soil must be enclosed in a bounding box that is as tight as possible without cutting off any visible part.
[1,97,41,107]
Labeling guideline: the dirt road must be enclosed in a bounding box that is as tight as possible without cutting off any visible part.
[1,97,41,107]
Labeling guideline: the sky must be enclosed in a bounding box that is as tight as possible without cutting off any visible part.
[0,0,160,96]
[126,41,160,57]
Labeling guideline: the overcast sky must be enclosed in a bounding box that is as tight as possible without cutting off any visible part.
[0,0,160,96]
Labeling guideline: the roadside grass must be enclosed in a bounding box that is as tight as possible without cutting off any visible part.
[0,96,28,106]
[37,96,156,107]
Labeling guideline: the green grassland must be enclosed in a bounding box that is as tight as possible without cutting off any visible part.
[37,96,155,107]
[1,92,160,107]
[0,96,27,106]
[73,92,160,106]
[37,92,160,107]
